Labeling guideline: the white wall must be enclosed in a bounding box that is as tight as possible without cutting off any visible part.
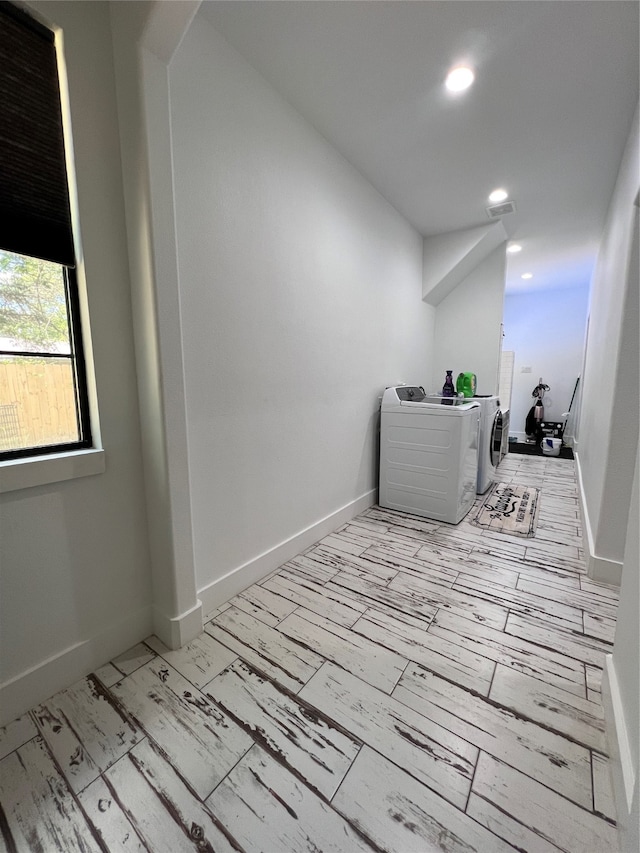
[608,445,639,851]
[109,1,204,651]
[503,286,589,440]
[604,441,639,853]
[576,102,639,849]
[169,16,433,607]
[0,2,153,725]
[577,104,639,579]
[432,246,506,396]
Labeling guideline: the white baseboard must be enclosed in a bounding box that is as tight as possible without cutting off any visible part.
[152,598,203,650]
[575,452,623,586]
[602,655,638,850]
[586,553,623,586]
[0,604,153,727]
[198,489,377,618]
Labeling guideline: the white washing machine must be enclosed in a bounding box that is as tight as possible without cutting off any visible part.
[472,395,505,494]
[379,386,480,524]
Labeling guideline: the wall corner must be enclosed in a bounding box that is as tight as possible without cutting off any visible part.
[153,599,204,651]
[602,655,639,852]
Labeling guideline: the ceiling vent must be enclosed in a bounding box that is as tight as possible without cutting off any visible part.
[486,201,516,219]
[486,200,516,219]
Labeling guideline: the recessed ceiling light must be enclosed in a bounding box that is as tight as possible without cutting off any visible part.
[507,243,522,254]
[445,66,475,93]
[521,273,533,280]
[489,188,508,203]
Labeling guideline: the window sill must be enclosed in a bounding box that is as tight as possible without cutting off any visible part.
[0,448,105,494]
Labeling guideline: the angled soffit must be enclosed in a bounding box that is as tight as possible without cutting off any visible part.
[423,221,507,306]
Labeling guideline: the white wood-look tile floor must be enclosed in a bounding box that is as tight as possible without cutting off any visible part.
[0,454,620,852]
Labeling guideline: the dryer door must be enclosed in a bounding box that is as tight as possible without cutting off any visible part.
[499,410,510,462]
[491,410,504,467]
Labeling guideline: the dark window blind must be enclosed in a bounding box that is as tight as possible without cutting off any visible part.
[0,1,75,267]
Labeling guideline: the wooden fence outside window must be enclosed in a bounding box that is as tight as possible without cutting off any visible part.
[0,360,79,450]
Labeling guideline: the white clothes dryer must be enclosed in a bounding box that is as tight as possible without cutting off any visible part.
[472,395,505,494]
[379,386,480,524]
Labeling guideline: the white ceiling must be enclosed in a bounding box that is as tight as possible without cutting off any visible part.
[198,1,639,294]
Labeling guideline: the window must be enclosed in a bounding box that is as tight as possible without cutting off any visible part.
[0,1,91,460]
[0,252,90,458]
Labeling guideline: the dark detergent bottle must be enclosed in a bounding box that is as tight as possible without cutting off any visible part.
[442,370,455,405]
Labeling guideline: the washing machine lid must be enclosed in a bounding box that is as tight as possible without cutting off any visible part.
[381,386,479,413]
[397,401,480,414]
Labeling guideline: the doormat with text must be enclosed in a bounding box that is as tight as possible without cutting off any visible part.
[470,482,541,538]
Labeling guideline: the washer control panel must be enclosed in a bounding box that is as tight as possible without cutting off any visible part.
[394,386,426,402]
